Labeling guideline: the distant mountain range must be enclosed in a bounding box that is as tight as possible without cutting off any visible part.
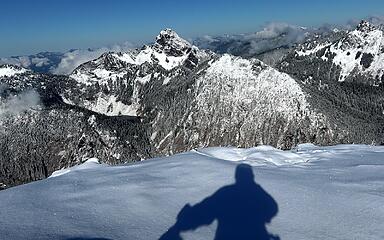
[0,52,64,73]
[1,20,384,189]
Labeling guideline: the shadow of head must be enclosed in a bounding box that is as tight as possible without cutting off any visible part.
[160,163,280,240]
[235,163,254,184]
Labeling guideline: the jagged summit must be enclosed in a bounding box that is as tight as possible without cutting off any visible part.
[356,20,376,32]
[154,28,192,57]
[70,29,211,88]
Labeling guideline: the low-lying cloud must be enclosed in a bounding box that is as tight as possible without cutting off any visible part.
[1,42,137,75]
[194,22,311,57]
[194,16,384,58]
[0,56,35,69]
[0,55,61,73]
[0,85,41,118]
[247,22,308,54]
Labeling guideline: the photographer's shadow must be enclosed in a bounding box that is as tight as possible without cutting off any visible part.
[160,163,279,240]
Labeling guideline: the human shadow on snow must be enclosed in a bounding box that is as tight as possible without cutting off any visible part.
[160,163,280,240]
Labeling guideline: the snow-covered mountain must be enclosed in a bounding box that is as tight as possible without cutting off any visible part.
[192,23,339,67]
[65,29,212,116]
[64,27,383,155]
[1,23,384,189]
[277,20,384,147]
[282,20,384,84]
[0,144,383,239]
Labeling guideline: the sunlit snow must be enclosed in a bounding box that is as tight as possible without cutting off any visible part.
[0,65,27,77]
[0,144,383,240]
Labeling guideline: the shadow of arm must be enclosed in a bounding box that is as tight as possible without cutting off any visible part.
[159,193,218,240]
[263,190,278,223]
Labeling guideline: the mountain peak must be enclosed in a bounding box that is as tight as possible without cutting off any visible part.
[356,20,376,32]
[156,28,180,40]
[154,29,192,57]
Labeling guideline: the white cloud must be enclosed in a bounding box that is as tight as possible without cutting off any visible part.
[51,42,136,75]
[31,57,50,67]
[195,22,310,56]
[247,22,308,54]
[0,56,31,68]
[0,85,40,118]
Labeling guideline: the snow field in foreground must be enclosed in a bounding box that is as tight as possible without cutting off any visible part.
[0,144,383,240]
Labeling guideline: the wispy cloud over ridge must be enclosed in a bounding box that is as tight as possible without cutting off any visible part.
[0,84,40,118]
[51,41,136,75]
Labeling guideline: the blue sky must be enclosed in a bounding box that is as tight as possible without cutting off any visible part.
[0,0,383,57]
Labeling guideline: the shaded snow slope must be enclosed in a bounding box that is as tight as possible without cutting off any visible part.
[0,145,383,240]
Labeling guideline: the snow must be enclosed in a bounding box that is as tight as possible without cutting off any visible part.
[162,77,171,85]
[93,68,113,79]
[84,94,138,116]
[65,30,212,117]
[296,25,384,82]
[137,74,152,84]
[134,46,188,70]
[296,43,331,56]
[156,131,174,150]
[71,68,126,85]
[0,144,383,240]
[197,54,318,121]
[195,146,307,166]
[112,52,136,64]
[330,29,384,81]
[50,158,102,178]
[156,29,192,50]
[0,65,27,77]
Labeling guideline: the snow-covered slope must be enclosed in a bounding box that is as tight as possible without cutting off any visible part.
[147,54,330,152]
[0,64,28,77]
[277,20,384,147]
[291,20,384,83]
[0,145,383,240]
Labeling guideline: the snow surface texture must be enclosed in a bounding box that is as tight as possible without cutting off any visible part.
[0,144,383,240]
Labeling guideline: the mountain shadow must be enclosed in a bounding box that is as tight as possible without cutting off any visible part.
[160,163,280,240]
